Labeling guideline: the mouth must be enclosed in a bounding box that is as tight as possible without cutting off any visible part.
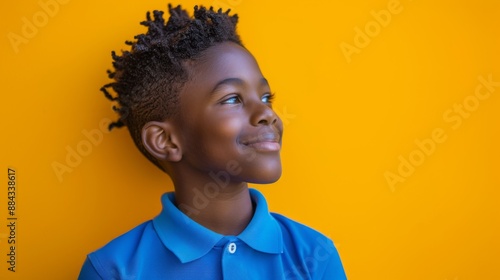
[240,132,281,152]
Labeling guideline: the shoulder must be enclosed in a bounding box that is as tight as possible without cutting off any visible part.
[272,213,323,236]
[92,220,154,258]
[271,212,332,247]
[271,213,347,280]
[79,220,160,280]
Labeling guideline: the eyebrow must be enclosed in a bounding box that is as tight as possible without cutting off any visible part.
[211,77,269,93]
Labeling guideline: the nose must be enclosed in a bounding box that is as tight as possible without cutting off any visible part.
[249,101,279,126]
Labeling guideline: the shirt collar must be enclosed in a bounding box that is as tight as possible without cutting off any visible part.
[238,189,283,254]
[152,188,283,263]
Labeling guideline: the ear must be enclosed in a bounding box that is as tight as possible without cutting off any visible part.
[142,121,182,163]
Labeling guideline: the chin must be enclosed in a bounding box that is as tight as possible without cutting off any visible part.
[254,173,282,184]
[247,162,282,184]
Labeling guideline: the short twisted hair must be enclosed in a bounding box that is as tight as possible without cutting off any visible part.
[101,4,242,171]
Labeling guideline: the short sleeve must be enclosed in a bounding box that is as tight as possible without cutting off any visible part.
[320,242,347,280]
[78,257,103,280]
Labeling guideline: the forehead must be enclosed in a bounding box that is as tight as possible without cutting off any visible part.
[185,42,264,87]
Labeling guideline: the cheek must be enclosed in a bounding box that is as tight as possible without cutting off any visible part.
[189,115,243,160]
[201,115,243,144]
[219,116,244,142]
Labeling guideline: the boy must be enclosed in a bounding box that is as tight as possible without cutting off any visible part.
[79,4,347,279]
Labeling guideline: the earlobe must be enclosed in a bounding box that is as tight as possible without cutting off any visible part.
[142,121,182,163]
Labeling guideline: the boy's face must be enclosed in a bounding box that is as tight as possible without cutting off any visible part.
[174,42,283,184]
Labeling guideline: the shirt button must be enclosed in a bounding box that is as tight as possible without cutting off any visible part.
[228,242,237,254]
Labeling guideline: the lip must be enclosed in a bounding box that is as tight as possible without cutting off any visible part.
[240,132,281,152]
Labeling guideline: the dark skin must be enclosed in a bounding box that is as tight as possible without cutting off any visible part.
[142,42,284,235]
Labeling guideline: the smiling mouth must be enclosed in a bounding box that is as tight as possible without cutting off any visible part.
[241,132,281,152]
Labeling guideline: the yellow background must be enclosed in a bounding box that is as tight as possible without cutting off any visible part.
[1,0,499,279]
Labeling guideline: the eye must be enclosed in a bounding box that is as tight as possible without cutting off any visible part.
[220,95,241,105]
[261,92,276,104]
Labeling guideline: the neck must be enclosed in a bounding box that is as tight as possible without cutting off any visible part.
[173,177,254,236]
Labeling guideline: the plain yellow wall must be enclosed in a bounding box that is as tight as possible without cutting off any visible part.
[1,0,499,279]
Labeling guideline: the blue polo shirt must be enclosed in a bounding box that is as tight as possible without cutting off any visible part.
[78,189,346,279]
